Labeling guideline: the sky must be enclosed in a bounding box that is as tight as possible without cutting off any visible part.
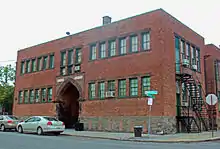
[0,0,219,66]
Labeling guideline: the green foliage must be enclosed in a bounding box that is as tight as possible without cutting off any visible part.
[0,64,16,113]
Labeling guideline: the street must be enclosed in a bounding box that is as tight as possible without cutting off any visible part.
[0,131,220,149]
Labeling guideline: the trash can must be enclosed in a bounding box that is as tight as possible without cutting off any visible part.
[134,126,143,137]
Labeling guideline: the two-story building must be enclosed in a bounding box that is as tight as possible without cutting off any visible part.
[13,8,214,134]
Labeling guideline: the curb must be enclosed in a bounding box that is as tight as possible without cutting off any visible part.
[62,134,220,143]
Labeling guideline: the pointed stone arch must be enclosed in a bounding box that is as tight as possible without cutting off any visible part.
[56,77,82,101]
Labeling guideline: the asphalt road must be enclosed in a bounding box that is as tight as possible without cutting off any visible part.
[0,131,220,149]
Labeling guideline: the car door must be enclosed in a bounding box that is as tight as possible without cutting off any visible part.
[29,117,41,131]
[0,115,3,126]
[22,117,35,132]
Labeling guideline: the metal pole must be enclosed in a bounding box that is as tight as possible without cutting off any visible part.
[148,105,152,135]
[211,95,214,138]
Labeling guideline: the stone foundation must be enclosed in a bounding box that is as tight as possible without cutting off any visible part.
[80,116,176,134]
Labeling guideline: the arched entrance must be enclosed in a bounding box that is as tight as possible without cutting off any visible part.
[56,78,82,128]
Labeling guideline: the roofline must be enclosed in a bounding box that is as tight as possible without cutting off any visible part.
[205,43,220,50]
[18,8,204,52]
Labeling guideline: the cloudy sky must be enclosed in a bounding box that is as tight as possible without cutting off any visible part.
[0,0,219,66]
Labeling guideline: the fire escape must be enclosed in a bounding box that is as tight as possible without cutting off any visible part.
[176,59,210,133]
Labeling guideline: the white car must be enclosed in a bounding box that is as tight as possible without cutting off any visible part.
[17,116,65,135]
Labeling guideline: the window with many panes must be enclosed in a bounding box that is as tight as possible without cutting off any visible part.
[37,57,42,71]
[89,83,96,100]
[130,35,138,52]
[18,91,23,103]
[196,48,201,72]
[26,60,31,73]
[141,77,150,96]
[24,90,29,103]
[29,90,34,103]
[61,51,66,66]
[118,79,126,97]
[21,61,25,74]
[35,89,40,102]
[186,43,191,63]
[75,48,82,64]
[43,56,48,70]
[119,38,126,55]
[31,59,36,72]
[67,50,73,74]
[90,45,97,60]
[98,82,105,99]
[41,88,46,102]
[47,87,52,102]
[99,42,106,58]
[129,78,138,96]
[175,36,180,73]
[191,46,196,65]
[109,40,116,57]
[141,32,150,50]
[180,40,185,60]
[49,54,54,69]
[107,80,115,91]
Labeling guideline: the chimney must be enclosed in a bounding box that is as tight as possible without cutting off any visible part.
[102,16,112,25]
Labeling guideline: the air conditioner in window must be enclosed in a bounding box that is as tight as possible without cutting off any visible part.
[74,65,81,71]
[35,98,39,103]
[105,91,115,98]
[182,102,188,107]
[182,59,189,67]
[192,65,197,70]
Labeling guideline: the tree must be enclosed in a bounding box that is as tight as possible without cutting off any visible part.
[0,64,16,114]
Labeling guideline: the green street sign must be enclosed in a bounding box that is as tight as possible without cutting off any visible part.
[145,90,158,95]
[147,94,155,99]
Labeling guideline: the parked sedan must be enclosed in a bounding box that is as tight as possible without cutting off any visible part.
[0,115,20,131]
[17,116,65,135]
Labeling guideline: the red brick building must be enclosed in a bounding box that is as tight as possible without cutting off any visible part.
[13,8,216,133]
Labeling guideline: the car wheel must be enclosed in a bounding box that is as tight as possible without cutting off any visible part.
[0,124,5,132]
[37,127,43,135]
[18,126,23,133]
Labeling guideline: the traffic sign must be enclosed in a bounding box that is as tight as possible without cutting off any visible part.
[145,90,158,95]
[147,94,155,99]
[206,94,218,105]
[147,98,153,105]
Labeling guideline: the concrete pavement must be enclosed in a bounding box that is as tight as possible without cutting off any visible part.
[1,131,220,149]
[63,129,220,143]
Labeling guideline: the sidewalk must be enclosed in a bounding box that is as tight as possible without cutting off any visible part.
[63,129,220,143]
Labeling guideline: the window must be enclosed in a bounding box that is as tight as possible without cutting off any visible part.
[21,61,25,74]
[47,87,52,102]
[141,77,150,96]
[35,89,40,103]
[29,90,34,103]
[18,91,23,103]
[119,38,126,55]
[37,57,42,71]
[75,48,82,64]
[24,90,29,103]
[129,78,138,96]
[107,80,115,91]
[191,46,196,65]
[90,45,96,60]
[130,35,138,52]
[196,48,201,72]
[109,40,116,57]
[118,79,126,97]
[175,36,180,73]
[61,51,66,66]
[31,59,36,72]
[141,32,150,50]
[99,42,106,58]
[43,56,48,70]
[60,67,66,76]
[180,40,185,60]
[26,60,31,73]
[98,82,105,99]
[68,49,74,65]
[41,88,46,102]
[89,83,96,100]
[49,54,54,69]
[186,43,191,63]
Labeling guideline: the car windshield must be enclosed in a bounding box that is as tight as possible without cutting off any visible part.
[43,117,58,121]
[6,115,19,120]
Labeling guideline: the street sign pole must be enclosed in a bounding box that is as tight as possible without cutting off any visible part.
[148,105,152,135]
[211,95,214,138]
